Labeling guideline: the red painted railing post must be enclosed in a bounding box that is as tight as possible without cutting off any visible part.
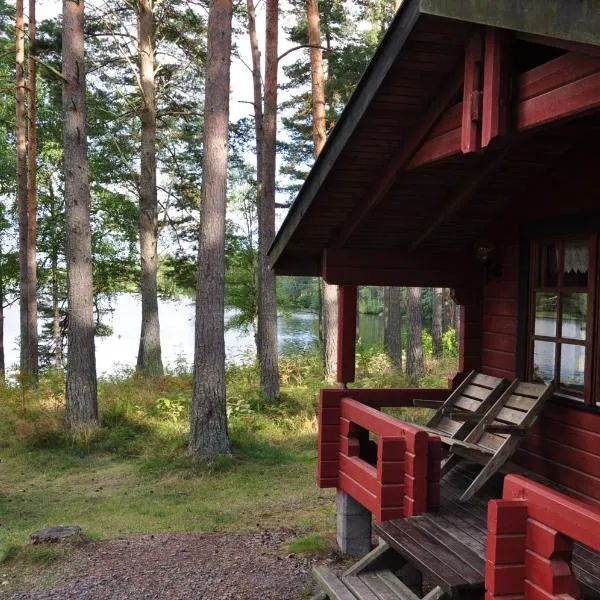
[377,436,405,522]
[317,389,341,488]
[485,475,600,600]
[486,499,528,600]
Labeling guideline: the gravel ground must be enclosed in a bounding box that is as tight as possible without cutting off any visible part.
[2,531,339,600]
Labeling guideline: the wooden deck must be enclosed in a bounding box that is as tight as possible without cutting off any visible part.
[375,464,600,599]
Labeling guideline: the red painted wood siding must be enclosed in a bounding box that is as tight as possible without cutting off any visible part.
[480,200,600,503]
[481,243,519,380]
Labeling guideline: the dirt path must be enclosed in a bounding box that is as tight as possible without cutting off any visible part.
[2,531,336,600]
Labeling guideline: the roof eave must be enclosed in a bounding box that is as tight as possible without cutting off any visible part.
[267,0,422,272]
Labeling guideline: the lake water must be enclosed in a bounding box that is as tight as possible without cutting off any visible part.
[2,293,384,377]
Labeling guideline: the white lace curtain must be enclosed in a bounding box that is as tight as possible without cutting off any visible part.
[564,244,588,274]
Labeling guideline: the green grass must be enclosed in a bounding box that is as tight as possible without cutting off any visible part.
[0,349,456,571]
[287,534,331,555]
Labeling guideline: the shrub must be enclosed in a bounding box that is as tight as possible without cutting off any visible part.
[442,328,458,358]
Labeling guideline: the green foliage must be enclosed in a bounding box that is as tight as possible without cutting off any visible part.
[442,328,458,358]
[422,330,433,359]
[0,352,457,574]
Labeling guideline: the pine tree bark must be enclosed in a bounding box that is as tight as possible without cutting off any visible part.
[189,0,233,459]
[254,0,280,399]
[63,0,98,428]
[136,0,163,377]
[406,286,424,381]
[307,0,338,383]
[383,286,402,370]
[455,303,461,344]
[432,287,443,357]
[247,0,279,398]
[16,0,29,378]
[0,251,4,380]
[48,174,62,368]
[26,0,38,379]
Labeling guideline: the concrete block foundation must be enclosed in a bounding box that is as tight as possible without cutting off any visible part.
[336,490,372,557]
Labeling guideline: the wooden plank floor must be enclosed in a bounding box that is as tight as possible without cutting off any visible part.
[375,464,600,599]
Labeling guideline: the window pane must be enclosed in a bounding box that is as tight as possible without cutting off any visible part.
[561,293,588,340]
[560,344,585,396]
[537,243,558,287]
[534,292,558,337]
[532,340,555,384]
[564,241,588,287]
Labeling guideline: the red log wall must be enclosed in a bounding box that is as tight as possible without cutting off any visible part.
[480,162,600,505]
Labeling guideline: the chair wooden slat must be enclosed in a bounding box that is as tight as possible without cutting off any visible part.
[442,380,556,502]
[421,372,509,444]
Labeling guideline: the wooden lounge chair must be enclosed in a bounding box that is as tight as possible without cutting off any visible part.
[439,380,556,502]
[414,371,510,443]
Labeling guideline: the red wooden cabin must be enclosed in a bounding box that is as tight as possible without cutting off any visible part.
[268,1,600,599]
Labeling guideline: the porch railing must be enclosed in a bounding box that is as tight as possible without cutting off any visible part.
[318,387,447,521]
[486,474,600,600]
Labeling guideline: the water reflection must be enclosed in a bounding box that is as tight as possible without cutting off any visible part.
[2,294,388,376]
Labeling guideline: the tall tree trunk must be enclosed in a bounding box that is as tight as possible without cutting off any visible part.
[0,246,4,380]
[432,287,443,357]
[442,287,455,334]
[383,286,402,370]
[26,0,38,379]
[63,0,98,428]
[136,0,163,377]
[189,0,233,459]
[16,0,28,378]
[255,0,280,399]
[52,254,62,368]
[307,0,337,383]
[246,0,278,399]
[455,303,461,344]
[406,286,424,381]
[48,173,62,368]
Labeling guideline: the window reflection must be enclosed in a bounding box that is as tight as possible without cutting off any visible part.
[561,293,587,341]
[533,340,555,385]
[534,293,557,337]
[560,344,585,394]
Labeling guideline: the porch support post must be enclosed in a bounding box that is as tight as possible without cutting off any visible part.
[336,490,372,557]
[337,285,357,385]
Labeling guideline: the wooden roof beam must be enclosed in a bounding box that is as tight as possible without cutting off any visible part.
[330,65,463,248]
[461,31,484,154]
[517,53,600,130]
[482,27,511,148]
[409,147,511,251]
[322,248,478,287]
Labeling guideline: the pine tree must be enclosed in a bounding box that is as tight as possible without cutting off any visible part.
[63,0,98,428]
[383,286,402,369]
[406,286,424,381]
[189,0,233,459]
[136,0,163,377]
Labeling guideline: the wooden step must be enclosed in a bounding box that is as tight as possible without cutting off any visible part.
[313,565,358,600]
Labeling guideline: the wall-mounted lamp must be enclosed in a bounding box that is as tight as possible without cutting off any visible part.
[476,243,502,283]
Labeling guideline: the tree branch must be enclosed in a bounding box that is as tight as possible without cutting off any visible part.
[278,44,330,63]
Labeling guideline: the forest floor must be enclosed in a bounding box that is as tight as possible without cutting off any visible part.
[0,351,453,599]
